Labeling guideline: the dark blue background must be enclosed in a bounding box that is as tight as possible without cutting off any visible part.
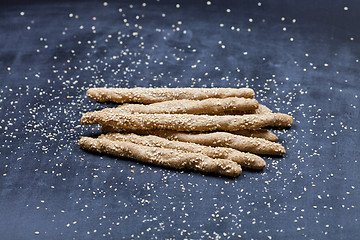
[1,0,359,239]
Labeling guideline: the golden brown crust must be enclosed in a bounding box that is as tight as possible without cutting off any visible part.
[99,133,266,169]
[255,104,273,114]
[101,125,278,142]
[100,127,285,156]
[78,137,242,177]
[225,104,272,115]
[81,110,293,132]
[225,105,277,143]
[149,131,286,156]
[230,129,278,142]
[114,97,259,115]
[86,87,255,103]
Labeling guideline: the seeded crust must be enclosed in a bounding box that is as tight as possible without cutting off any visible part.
[147,131,285,156]
[78,137,242,177]
[225,104,273,115]
[100,127,285,155]
[156,131,286,155]
[113,97,259,115]
[102,125,278,142]
[81,110,293,132]
[99,133,266,169]
[86,87,255,103]
[227,105,278,141]
[230,129,278,142]
[255,104,273,114]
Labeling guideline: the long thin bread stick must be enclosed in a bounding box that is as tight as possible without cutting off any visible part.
[86,87,255,103]
[79,137,242,177]
[230,129,278,142]
[157,131,286,155]
[81,111,293,131]
[99,133,266,169]
[225,104,272,115]
[114,97,258,115]
[101,125,278,142]
[100,127,285,155]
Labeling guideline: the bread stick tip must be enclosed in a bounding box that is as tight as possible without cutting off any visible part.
[81,112,96,125]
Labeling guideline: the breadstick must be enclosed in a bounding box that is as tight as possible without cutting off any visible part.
[78,137,242,177]
[86,87,255,103]
[225,104,272,115]
[147,131,285,156]
[225,105,278,142]
[230,129,278,142]
[99,133,266,169]
[255,104,272,114]
[102,125,278,142]
[81,110,293,131]
[100,127,285,155]
[114,97,259,115]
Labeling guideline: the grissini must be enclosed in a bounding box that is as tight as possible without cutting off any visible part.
[99,133,266,169]
[113,97,259,115]
[155,131,286,155]
[78,137,242,177]
[81,111,293,131]
[225,104,273,115]
[227,104,278,141]
[86,87,255,103]
[254,104,272,114]
[101,125,278,142]
[230,129,278,142]
[100,127,285,155]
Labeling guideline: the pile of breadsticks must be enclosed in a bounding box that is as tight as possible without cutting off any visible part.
[79,87,293,177]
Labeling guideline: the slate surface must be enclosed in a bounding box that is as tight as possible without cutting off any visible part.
[0,0,359,239]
